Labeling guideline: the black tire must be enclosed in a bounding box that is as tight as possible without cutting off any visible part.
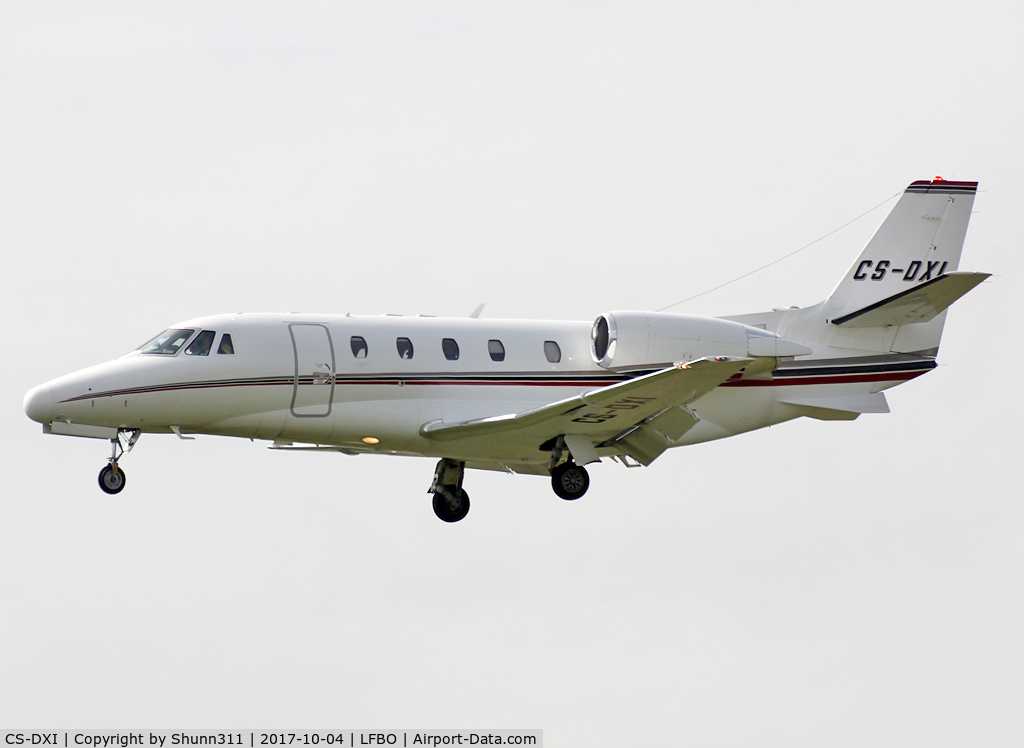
[432,488,470,523]
[98,464,126,495]
[551,462,589,500]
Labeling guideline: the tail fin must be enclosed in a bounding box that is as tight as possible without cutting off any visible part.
[809,178,983,354]
[828,178,977,313]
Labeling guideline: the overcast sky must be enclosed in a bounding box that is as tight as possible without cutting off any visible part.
[2,2,1021,745]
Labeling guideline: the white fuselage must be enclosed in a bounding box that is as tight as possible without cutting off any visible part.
[24,311,932,473]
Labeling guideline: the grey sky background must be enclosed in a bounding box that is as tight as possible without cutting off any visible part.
[2,2,1021,745]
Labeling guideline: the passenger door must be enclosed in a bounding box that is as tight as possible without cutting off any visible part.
[289,323,335,417]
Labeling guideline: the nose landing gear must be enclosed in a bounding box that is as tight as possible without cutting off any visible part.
[98,464,126,494]
[98,429,140,495]
[429,458,470,522]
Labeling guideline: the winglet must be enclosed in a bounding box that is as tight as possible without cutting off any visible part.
[469,304,487,319]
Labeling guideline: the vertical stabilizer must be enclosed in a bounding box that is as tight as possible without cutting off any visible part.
[773,179,980,355]
[827,179,976,321]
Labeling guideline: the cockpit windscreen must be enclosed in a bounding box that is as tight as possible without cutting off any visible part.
[137,329,195,355]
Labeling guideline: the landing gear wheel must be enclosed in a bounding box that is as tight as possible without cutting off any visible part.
[551,462,589,500]
[98,464,126,495]
[432,488,470,523]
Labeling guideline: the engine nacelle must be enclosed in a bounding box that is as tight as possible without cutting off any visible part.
[590,311,811,369]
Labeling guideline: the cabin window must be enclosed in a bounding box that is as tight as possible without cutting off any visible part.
[351,336,368,359]
[185,330,216,356]
[488,340,505,362]
[138,329,195,355]
[396,337,414,359]
[217,333,234,355]
[442,338,460,361]
[544,341,561,363]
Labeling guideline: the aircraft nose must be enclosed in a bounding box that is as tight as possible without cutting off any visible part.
[24,384,55,424]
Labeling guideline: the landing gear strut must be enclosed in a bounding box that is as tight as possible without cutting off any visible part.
[428,458,470,522]
[98,429,140,495]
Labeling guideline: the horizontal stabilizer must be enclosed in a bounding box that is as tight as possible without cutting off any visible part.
[780,392,889,421]
[420,356,750,445]
[831,272,989,328]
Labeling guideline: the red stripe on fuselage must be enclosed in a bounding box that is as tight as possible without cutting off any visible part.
[57,368,928,405]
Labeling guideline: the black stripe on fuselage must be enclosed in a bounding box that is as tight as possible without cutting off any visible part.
[772,357,936,378]
[57,372,631,403]
[56,356,936,404]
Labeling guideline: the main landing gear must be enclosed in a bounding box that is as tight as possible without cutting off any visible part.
[426,440,595,522]
[429,458,470,523]
[551,461,590,500]
[548,435,590,501]
[98,429,140,495]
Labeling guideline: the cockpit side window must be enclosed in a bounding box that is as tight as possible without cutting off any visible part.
[185,330,216,356]
[217,333,234,355]
[351,336,368,359]
[138,329,195,355]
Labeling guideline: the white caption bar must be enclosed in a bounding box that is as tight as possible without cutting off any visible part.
[1,733,542,748]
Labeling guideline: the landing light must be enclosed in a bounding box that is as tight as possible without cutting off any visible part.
[362,437,380,445]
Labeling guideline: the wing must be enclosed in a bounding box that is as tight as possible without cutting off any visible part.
[420,356,750,465]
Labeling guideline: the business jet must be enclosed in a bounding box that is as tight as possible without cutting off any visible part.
[24,178,988,522]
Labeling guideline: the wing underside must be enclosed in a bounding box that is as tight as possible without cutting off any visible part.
[421,356,750,466]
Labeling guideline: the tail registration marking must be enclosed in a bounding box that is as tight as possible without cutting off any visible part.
[853,260,947,282]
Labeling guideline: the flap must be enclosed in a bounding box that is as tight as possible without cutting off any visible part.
[831,271,989,327]
[420,356,750,443]
[603,405,702,466]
